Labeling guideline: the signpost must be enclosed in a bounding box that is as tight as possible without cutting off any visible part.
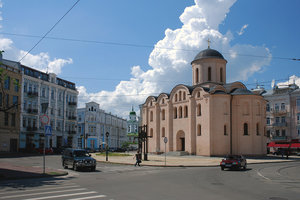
[164,137,168,167]
[105,132,109,161]
[41,114,50,174]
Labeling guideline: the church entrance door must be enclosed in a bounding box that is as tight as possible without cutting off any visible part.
[176,131,185,151]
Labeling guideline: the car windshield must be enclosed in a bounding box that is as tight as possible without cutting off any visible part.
[224,155,241,160]
[74,150,89,157]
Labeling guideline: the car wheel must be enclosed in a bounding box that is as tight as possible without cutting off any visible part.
[63,161,68,169]
[73,163,78,171]
[221,166,224,171]
[243,164,247,170]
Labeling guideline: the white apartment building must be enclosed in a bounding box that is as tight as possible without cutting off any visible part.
[77,102,127,150]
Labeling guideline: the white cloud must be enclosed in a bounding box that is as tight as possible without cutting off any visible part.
[237,24,248,35]
[78,0,272,118]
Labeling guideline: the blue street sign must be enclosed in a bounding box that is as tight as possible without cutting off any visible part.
[45,125,52,136]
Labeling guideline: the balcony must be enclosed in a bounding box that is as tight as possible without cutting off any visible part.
[68,116,77,120]
[68,102,77,106]
[272,122,287,127]
[26,126,38,132]
[68,130,76,134]
[271,109,287,115]
[271,136,287,141]
[27,91,39,98]
[27,108,38,114]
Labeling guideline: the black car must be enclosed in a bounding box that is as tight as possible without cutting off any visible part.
[62,148,96,171]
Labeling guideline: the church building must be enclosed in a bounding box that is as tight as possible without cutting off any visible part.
[141,46,267,156]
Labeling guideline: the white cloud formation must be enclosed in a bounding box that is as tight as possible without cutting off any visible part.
[0,0,72,74]
[237,24,248,35]
[77,0,273,118]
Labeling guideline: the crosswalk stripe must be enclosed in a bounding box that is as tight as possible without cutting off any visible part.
[67,195,107,200]
[0,188,86,199]
[23,191,98,200]
[0,185,79,195]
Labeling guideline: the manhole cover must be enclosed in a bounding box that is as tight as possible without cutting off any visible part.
[269,197,288,200]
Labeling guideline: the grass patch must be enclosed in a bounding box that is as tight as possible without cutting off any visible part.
[96,152,131,157]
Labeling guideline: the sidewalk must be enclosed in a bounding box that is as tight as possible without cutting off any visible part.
[0,162,68,181]
[93,153,300,167]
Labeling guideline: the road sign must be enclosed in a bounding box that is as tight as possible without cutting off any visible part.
[40,114,49,125]
[164,137,168,143]
[45,125,52,136]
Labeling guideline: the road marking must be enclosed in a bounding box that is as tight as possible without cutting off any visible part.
[24,191,98,200]
[255,170,271,181]
[0,188,86,199]
[67,195,107,200]
[0,185,79,195]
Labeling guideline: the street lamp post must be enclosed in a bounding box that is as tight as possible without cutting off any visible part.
[106,132,109,161]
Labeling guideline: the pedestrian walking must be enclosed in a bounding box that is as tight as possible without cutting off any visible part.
[133,151,142,166]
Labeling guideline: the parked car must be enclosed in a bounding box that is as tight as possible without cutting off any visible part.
[220,155,247,171]
[84,148,96,153]
[62,148,96,171]
[36,148,53,154]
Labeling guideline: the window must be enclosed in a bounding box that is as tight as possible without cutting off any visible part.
[174,107,177,119]
[197,124,201,136]
[51,89,54,100]
[275,130,280,136]
[13,96,18,106]
[4,112,9,126]
[183,92,186,100]
[23,117,26,127]
[42,88,45,97]
[59,92,61,101]
[179,91,182,101]
[275,103,279,111]
[197,104,201,116]
[162,109,165,120]
[4,76,10,90]
[281,116,286,123]
[224,125,227,135]
[267,130,271,137]
[282,129,286,136]
[58,108,61,116]
[162,127,165,137]
[266,104,270,112]
[184,106,188,118]
[197,92,200,98]
[208,67,211,81]
[14,79,19,92]
[11,113,16,127]
[175,94,178,102]
[196,68,199,83]
[256,123,260,135]
[179,106,182,118]
[281,103,285,111]
[150,111,153,122]
[298,127,300,136]
[5,94,9,107]
[220,68,223,82]
[162,98,165,104]
[243,123,248,135]
[24,82,27,92]
[297,99,300,111]
[150,128,153,137]
[28,84,32,92]
[297,113,300,123]
[275,117,280,123]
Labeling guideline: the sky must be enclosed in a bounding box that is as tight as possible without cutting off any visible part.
[0,0,299,118]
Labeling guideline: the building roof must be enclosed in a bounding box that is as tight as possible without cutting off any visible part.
[192,48,224,63]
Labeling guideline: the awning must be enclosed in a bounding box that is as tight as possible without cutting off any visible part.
[268,142,300,148]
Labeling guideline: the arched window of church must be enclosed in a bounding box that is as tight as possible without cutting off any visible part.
[224,125,227,135]
[196,68,199,83]
[162,98,164,104]
[184,106,188,118]
[243,123,248,135]
[174,107,177,119]
[208,67,212,81]
[150,111,153,122]
[220,68,223,82]
[179,106,183,118]
[183,92,186,100]
[197,104,201,116]
[175,94,178,102]
[256,123,260,135]
[162,109,165,120]
[162,127,165,137]
[179,91,182,101]
[150,128,153,137]
[197,91,200,98]
[197,124,201,136]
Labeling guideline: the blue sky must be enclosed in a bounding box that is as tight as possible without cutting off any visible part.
[0,0,299,118]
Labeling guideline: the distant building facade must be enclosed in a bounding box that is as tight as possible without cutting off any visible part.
[263,84,300,143]
[0,57,22,152]
[76,102,127,150]
[141,47,267,156]
[127,107,139,143]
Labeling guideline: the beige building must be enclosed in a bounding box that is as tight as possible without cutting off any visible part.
[142,47,267,156]
[0,57,22,152]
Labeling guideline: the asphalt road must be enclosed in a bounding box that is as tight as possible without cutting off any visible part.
[0,155,299,200]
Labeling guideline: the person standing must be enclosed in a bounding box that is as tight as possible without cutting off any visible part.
[134,151,142,166]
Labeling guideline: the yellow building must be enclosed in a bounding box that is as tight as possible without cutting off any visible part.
[0,58,22,152]
[142,47,267,156]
